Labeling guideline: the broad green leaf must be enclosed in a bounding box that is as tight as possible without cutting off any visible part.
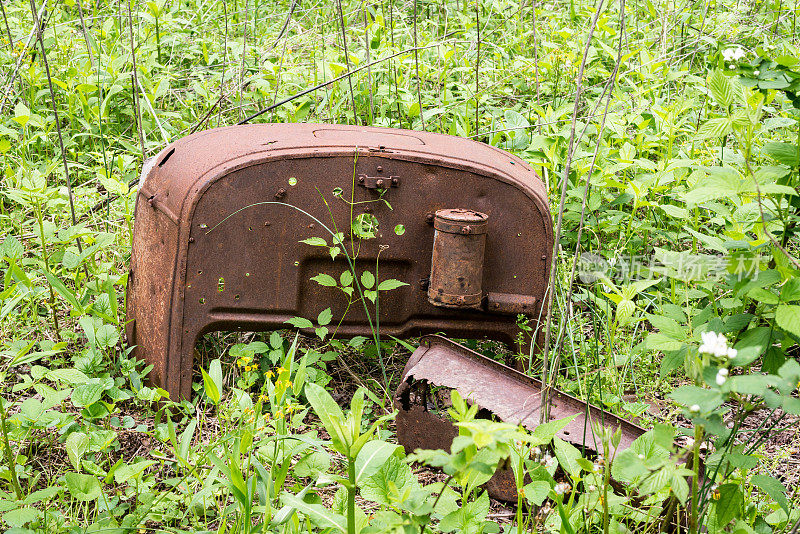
[95,324,120,348]
[751,474,789,514]
[775,305,800,337]
[439,490,490,534]
[708,70,734,107]
[378,279,409,291]
[660,347,687,377]
[360,455,415,506]
[46,368,89,385]
[361,270,375,289]
[201,368,220,405]
[647,314,686,340]
[72,380,106,407]
[2,507,40,528]
[43,271,84,314]
[668,385,723,412]
[64,472,101,502]
[780,278,800,302]
[311,273,337,287]
[646,332,683,352]
[716,484,743,526]
[355,440,403,483]
[66,432,89,471]
[523,480,552,506]
[696,117,732,139]
[304,383,347,453]
[281,491,347,532]
[13,102,30,126]
[300,237,327,246]
[114,460,157,484]
[317,307,333,326]
[763,142,799,167]
[285,316,314,329]
[532,414,577,444]
[209,358,223,397]
[553,437,582,478]
[294,451,331,479]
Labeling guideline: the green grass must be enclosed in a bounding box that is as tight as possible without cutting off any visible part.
[0,0,799,532]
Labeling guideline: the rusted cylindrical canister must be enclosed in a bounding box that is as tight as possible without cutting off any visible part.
[428,208,488,309]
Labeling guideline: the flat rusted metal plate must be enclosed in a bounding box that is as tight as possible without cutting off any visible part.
[395,335,647,501]
[126,124,552,400]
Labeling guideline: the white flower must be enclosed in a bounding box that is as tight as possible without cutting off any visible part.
[716,372,727,386]
[729,65,736,70]
[722,46,745,62]
[532,446,541,457]
[690,404,701,413]
[754,70,760,76]
[718,368,729,376]
[554,482,572,495]
[588,485,597,492]
[637,454,645,460]
[727,347,737,360]
[699,331,733,358]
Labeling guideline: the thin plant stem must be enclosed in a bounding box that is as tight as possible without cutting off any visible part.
[540,0,605,422]
[413,0,424,130]
[127,0,147,158]
[0,398,22,500]
[336,0,358,124]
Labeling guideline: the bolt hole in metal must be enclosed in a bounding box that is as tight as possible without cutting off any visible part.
[199,298,205,304]
[218,277,225,292]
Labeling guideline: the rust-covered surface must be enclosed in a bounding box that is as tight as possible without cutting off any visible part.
[428,209,488,309]
[395,335,647,501]
[126,124,553,401]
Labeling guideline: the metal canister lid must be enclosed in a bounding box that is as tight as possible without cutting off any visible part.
[433,208,489,235]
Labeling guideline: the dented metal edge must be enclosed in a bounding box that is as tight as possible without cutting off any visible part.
[396,335,647,455]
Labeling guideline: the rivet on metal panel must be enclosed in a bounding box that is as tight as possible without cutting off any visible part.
[274,188,287,200]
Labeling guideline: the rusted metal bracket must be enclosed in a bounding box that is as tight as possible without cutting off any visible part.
[357,174,399,190]
[395,335,646,502]
[485,292,538,315]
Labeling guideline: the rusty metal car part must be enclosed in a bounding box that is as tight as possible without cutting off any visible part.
[394,335,647,502]
[126,124,553,401]
[428,209,488,309]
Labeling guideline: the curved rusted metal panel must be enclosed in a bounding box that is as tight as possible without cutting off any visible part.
[126,124,553,400]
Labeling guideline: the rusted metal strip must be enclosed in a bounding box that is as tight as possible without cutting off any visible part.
[395,335,646,501]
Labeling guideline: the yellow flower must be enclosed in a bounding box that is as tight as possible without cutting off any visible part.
[266,371,274,379]
[276,367,287,375]
[245,365,253,372]
[276,410,283,418]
